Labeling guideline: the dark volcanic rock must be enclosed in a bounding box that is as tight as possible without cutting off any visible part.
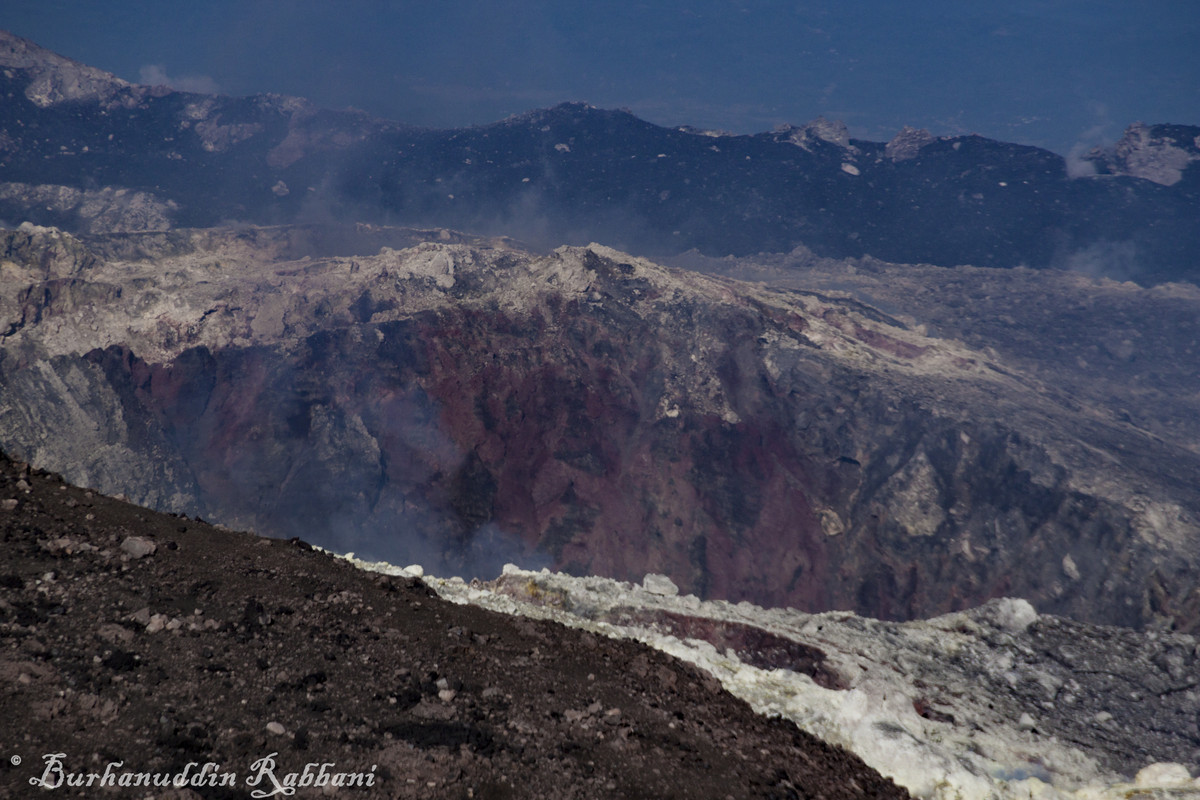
[0,450,908,799]
[1,30,1198,281]
[2,226,1198,633]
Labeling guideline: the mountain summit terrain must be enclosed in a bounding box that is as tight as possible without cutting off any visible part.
[1,29,1198,282]
[2,223,1198,634]
[0,28,1199,799]
[1,27,1198,630]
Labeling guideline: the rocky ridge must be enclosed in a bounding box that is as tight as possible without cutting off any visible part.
[1084,123,1200,186]
[0,182,179,233]
[0,29,131,108]
[1,224,1198,632]
[1,30,1198,281]
[404,563,1200,800]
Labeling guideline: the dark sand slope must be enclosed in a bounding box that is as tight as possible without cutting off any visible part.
[0,451,907,799]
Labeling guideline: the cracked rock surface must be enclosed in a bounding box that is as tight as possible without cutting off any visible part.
[2,224,1199,631]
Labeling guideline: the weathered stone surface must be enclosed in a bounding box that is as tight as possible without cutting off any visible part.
[642,573,680,596]
[1085,122,1200,185]
[0,183,178,233]
[120,536,157,559]
[431,564,1200,800]
[885,126,936,161]
[2,225,1198,632]
[0,29,130,107]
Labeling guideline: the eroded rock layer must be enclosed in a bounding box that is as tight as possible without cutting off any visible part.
[2,224,1199,630]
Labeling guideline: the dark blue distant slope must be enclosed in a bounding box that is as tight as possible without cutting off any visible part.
[1,31,1197,280]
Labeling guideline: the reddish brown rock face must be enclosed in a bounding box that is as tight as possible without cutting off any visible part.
[78,289,842,613]
[3,229,1199,630]
[412,300,834,607]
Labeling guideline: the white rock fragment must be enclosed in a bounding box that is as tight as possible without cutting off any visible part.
[40,538,78,554]
[120,536,157,559]
[265,721,286,736]
[819,509,845,537]
[642,573,679,596]
[402,564,424,578]
[1062,554,1081,581]
[1134,762,1193,787]
[985,597,1038,634]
